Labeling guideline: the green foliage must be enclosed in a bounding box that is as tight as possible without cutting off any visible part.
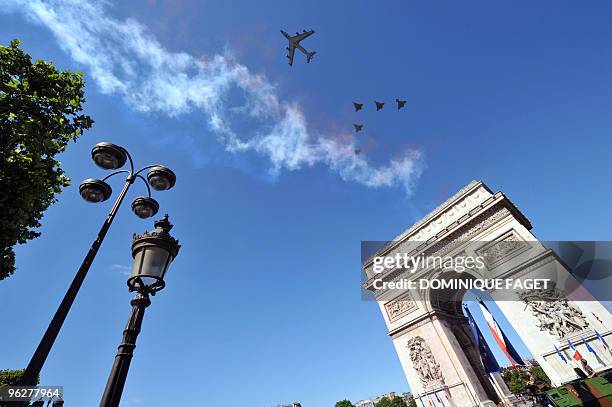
[407,397,417,407]
[0,369,40,407]
[0,368,24,385]
[0,368,38,385]
[0,39,93,279]
[508,376,527,394]
[375,397,392,407]
[502,368,529,394]
[529,365,551,385]
[375,396,408,407]
[334,400,355,407]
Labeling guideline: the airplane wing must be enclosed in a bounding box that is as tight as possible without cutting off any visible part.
[282,29,314,66]
[292,29,314,43]
[286,44,296,66]
[295,43,310,56]
[295,43,316,63]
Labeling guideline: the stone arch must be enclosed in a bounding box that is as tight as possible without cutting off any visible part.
[363,181,612,406]
[425,270,502,405]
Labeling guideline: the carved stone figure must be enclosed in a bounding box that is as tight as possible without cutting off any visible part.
[407,336,443,387]
[518,283,588,338]
[478,233,527,267]
[386,297,417,322]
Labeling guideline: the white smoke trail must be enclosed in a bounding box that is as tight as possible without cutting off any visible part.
[1,0,423,193]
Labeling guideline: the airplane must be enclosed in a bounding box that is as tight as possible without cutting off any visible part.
[353,102,363,112]
[281,29,316,66]
[353,124,364,132]
[354,149,362,155]
[396,99,406,110]
[375,101,385,111]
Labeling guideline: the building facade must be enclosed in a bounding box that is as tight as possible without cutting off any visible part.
[363,180,612,406]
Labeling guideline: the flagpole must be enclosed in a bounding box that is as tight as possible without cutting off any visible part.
[416,393,425,407]
[592,330,612,367]
[416,393,427,407]
[443,386,456,407]
[433,390,444,407]
[595,329,612,357]
[461,382,480,407]
[592,321,610,361]
[590,311,612,360]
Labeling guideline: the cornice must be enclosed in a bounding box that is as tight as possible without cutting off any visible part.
[362,181,532,269]
[363,195,533,291]
[396,180,490,242]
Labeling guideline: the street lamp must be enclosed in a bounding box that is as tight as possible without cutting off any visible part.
[19,142,176,387]
[99,215,180,407]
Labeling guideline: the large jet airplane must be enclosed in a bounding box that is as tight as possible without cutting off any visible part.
[281,29,316,66]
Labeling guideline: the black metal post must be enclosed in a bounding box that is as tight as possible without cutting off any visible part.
[20,177,134,386]
[99,293,151,407]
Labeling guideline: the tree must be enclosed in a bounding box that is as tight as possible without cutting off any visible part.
[334,400,355,407]
[407,398,417,407]
[0,369,39,407]
[501,368,529,394]
[0,368,26,385]
[0,39,93,279]
[375,397,392,407]
[375,396,408,407]
[0,368,39,385]
[529,365,551,385]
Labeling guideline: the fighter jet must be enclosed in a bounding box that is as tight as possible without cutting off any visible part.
[353,102,363,112]
[281,29,316,66]
[375,101,385,111]
[396,99,406,110]
[353,124,364,133]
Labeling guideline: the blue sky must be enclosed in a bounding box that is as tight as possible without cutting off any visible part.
[1,0,612,405]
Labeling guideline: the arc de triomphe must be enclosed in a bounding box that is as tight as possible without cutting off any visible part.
[363,180,612,406]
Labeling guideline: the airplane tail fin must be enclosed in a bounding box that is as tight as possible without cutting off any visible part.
[307,51,316,63]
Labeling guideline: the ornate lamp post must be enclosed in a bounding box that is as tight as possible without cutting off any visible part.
[99,215,180,407]
[20,142,176,387]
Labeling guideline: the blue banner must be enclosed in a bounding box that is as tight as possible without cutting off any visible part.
[464,305,500,373]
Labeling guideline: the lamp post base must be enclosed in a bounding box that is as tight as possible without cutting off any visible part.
[99,293,151,407]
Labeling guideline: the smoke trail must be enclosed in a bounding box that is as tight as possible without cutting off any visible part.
[1,0,423,193]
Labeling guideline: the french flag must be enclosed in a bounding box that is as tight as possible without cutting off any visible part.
[479,300,524,368]
[567,339,583,361]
